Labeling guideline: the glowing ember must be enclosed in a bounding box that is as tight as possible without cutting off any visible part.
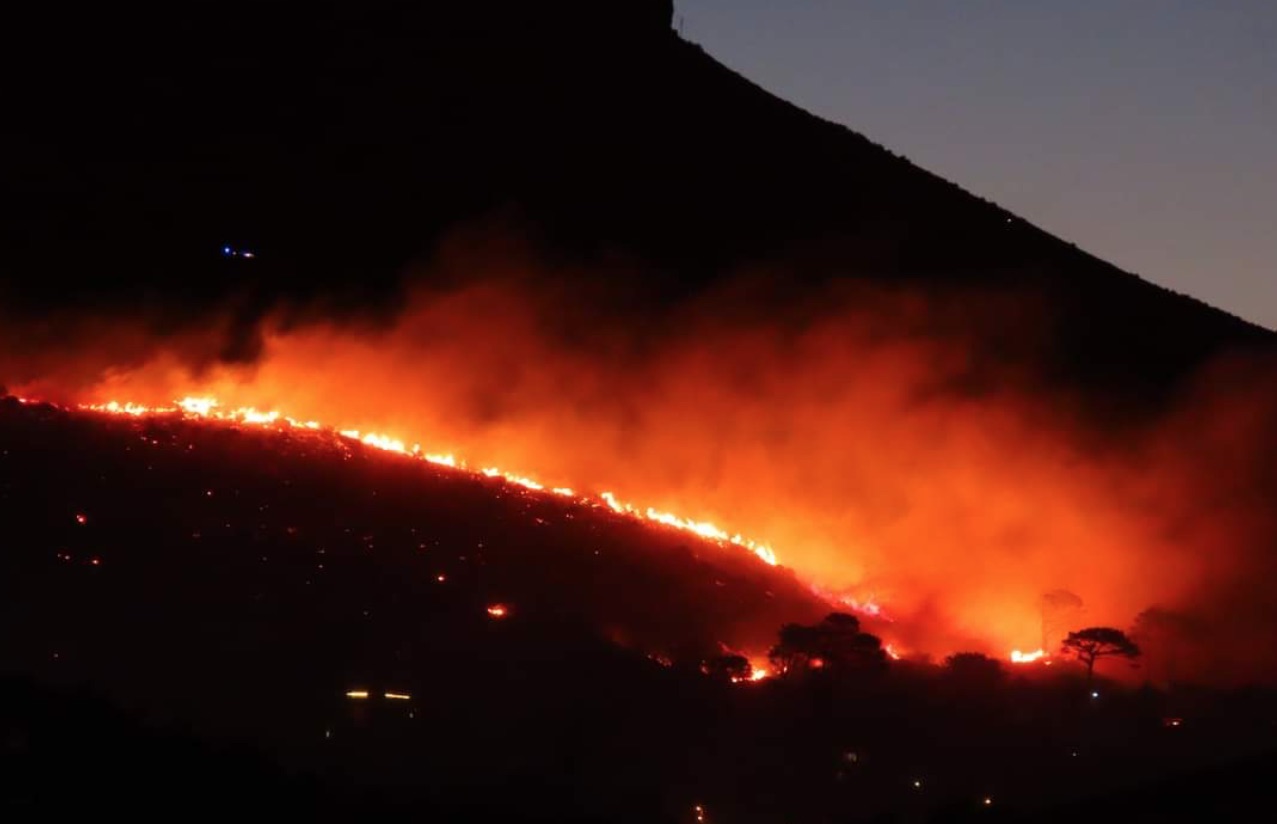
[74,513,87,525]
[1010,648,1047,664]
[487,604,509,618]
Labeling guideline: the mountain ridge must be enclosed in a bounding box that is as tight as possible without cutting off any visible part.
[3,0,1269,410]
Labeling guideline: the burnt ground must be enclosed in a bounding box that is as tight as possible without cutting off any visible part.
[1,396,1275,823]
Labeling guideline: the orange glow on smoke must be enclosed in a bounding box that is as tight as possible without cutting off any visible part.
[12,270,1277,685]
[25,394,1132,665]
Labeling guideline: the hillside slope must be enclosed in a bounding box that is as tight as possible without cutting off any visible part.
[0,395,833,818]
[4,396,1276,824]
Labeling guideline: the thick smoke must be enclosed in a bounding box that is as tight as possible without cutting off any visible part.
[4,240,1276,684]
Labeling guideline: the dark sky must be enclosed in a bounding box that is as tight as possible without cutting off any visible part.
[677,1,1277,330]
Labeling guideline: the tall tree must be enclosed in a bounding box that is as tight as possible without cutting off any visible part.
[1061,627,1140,686]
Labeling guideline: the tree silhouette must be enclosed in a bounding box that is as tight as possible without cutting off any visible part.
[769,622,822,674]
[769,613,888,675]
[702,653,752,683]
[944,652,1004,686]
[1061,627,1140,685]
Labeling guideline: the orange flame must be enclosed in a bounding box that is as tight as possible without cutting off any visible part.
[79,396,784,570]
[1009,648,1047,664]
[47,394,1001,663]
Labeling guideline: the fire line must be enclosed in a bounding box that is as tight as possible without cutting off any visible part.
[13,394,1039,667]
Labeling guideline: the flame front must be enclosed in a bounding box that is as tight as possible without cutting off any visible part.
[84,397,783,570]
[63,394,1041,667]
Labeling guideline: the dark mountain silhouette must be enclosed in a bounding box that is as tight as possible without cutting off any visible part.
[3,1,1271,404]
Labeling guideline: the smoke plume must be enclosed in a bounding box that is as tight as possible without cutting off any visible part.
[5,235,1275,684]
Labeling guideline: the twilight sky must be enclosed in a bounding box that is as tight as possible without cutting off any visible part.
[676,1,1277,331]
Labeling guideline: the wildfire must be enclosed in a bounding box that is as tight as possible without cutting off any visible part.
[727,662,771,684]
[78,396,784,569]
[806,586,887,619]
[1010,648,1047,664]
[15,392,1060,666]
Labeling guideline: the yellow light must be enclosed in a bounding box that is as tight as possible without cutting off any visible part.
[384,691,412,701]
[345,690,369,699]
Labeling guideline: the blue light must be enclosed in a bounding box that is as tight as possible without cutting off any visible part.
[223,246,233,256]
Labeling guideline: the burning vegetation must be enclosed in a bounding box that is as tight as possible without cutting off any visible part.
[7,260,1277,684]
[3,381,1276,823]
[4,261,1277,683]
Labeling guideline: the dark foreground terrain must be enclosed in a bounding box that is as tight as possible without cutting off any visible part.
[2,397,1275,823]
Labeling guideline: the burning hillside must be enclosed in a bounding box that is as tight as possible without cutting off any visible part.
[4,3,1277,821]
[6,267,1277,684]
[0,393,831,667]
[5,0,1277,685]
[4,393,1276,823]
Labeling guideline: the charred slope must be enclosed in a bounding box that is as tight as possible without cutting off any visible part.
[0,395,824,818]
[3,1,1271,400]
[4,399,1277,823]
